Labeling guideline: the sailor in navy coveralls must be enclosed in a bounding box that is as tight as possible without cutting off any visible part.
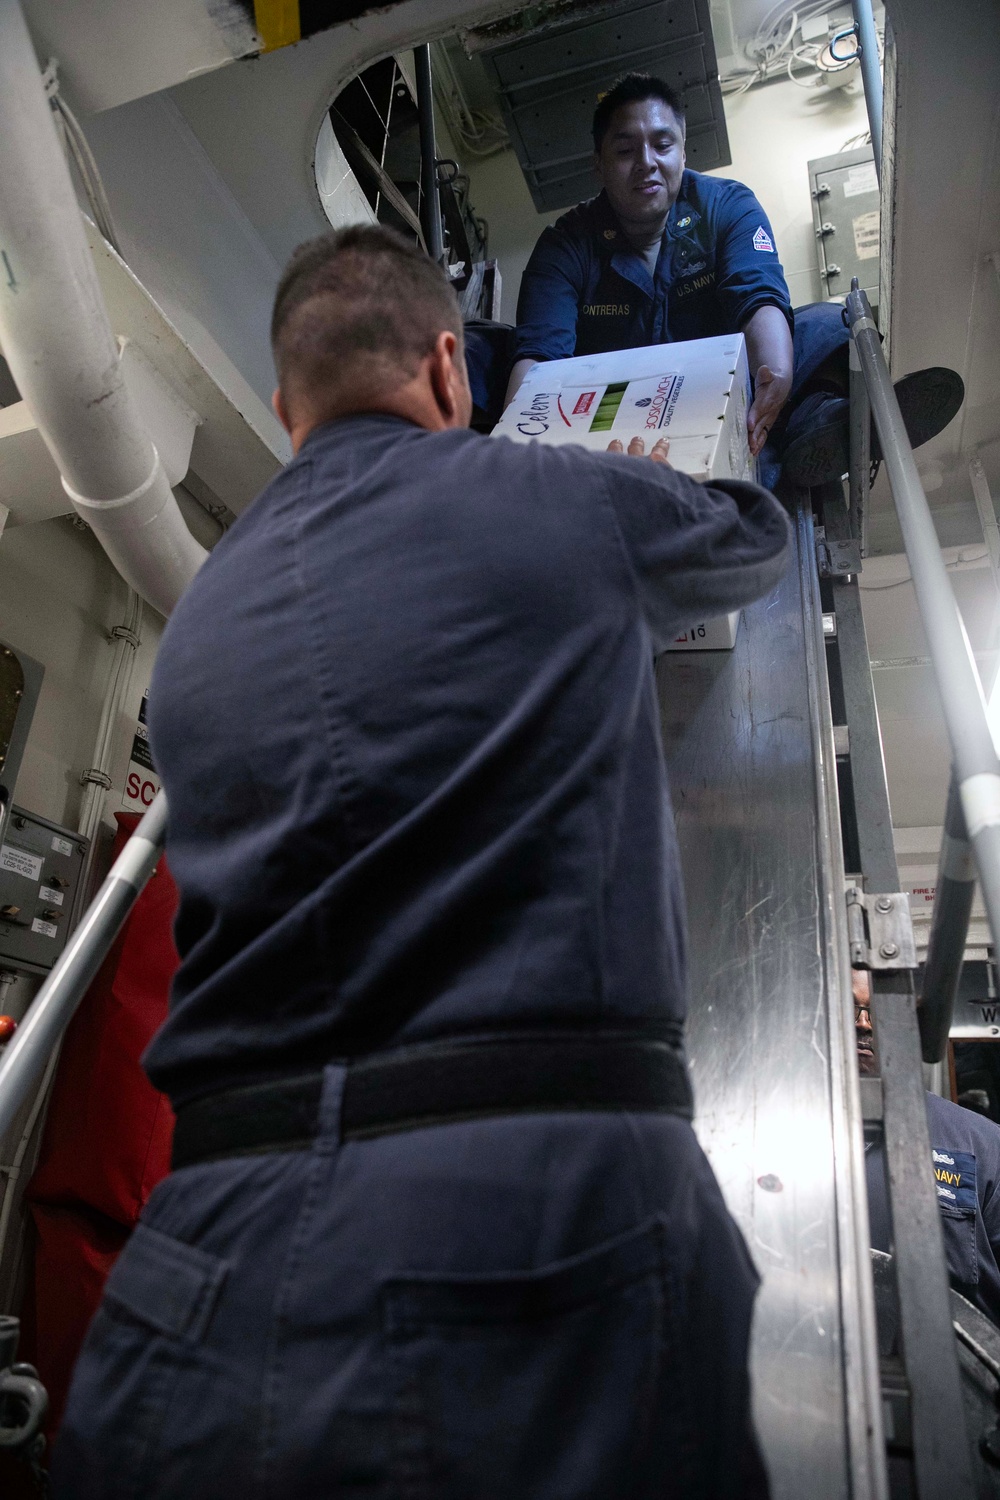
[54,225,792,1499]
[856,979,1000,1324]
[506,73,963,487]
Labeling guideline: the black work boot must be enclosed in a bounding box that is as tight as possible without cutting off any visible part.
[781,367,965,487]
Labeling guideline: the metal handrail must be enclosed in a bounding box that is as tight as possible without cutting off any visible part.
[0,791,167,1141]
[846,284,1000,972]
[850,0,883,182]
[414,45,445,264]
[920,772,976,1062]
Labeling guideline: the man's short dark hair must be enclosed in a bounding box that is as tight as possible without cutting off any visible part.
[271,224,463,410]
[592,73,686,152]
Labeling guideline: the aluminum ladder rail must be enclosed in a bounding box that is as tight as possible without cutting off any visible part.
[0,791,167,1141]
[919,775,976,1063]
[838,283,981,1497]
[847,288,1000,956]
[848,0,985,1074]
[849,0,883,183]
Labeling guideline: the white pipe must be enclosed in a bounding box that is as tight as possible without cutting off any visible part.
[76,587,143,907]
[0,0,206,617]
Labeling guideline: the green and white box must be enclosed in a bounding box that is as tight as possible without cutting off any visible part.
[494,335,755,651]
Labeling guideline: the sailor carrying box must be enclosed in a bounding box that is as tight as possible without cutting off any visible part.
[494,333,753,649]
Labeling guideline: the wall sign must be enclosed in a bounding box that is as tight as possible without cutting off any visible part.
[121,690,162,813]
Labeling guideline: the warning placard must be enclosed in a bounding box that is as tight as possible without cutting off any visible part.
[0,845,43,882]
[852,210,880,261]
[121,690,162,813]
[843,161,878,198]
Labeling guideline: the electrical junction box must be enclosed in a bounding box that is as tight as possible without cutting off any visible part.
[0,807,87,976]
[808,146,880,307]
[493,334,754,650]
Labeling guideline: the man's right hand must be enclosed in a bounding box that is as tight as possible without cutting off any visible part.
[503,359,539,411]
[607,436,671,464]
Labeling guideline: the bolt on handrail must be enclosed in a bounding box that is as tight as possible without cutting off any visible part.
[846,283,1000,986]
[0,791,167,1141]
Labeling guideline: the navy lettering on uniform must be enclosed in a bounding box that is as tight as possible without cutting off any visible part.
[932,1147,977,1213]
[673,272,717,300]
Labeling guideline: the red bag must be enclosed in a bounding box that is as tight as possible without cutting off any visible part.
[21,1205,129,1433]
[21,812,178,1434]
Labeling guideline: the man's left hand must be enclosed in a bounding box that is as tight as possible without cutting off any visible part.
[747,365,792,457]
[607,436,671,464]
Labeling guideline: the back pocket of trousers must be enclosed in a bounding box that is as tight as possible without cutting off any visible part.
[56,1223,229,1500]
[382,1215,682,1500]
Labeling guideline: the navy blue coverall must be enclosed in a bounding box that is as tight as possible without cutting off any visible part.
[54,416,790,1499]
[867,1093,1000,1326]
[514,173,848,426]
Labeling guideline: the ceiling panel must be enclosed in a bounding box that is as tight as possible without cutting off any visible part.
[474,0,730,212]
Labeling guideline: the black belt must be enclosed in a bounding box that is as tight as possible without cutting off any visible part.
[171,1031,693,1170]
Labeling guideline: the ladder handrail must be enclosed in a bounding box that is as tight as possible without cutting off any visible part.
[846,285,1000,966]
[0,791,166,1141]
[850,0,883,183]
[920,772,976,1062]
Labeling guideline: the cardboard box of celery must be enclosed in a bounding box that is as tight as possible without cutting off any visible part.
[494,334,754,649]
[495,334,754,481]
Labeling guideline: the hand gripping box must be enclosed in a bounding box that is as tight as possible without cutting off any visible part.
[493,335,756,650]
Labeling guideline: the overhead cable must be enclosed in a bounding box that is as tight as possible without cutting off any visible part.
[42,60,121,255]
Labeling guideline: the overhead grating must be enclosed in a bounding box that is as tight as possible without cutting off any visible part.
[469,0,730,214]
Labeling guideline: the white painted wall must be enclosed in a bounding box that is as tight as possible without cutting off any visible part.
[75,90,288,437]
[860,548,999,829]
[704,77,869,307]
[0,518,163,839]
[0,512,166,1039]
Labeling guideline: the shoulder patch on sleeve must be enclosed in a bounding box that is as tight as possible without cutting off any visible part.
[752,225,774,253]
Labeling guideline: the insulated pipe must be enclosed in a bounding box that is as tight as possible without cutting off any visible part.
[919,773,976,1062]
[850,0,883,184]
[846,283,1000,960]
[414,45,445,264]
[0,792,166,1142]
[76,588,142,908]
[0,0,206,617]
